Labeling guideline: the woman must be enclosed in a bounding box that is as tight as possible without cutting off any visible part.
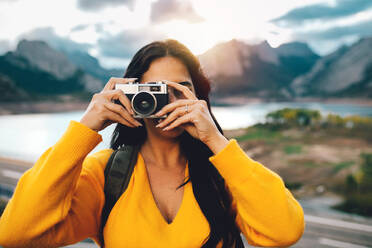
[0,39,305,248]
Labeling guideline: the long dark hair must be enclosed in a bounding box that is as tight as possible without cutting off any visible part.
[110,39,244,248]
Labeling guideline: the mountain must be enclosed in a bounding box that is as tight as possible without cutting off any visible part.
[15,40,78,80]
[2,37,371,104]
[0,39,121,102]
[0,73,30,102]
[61,49,124,82]
[0,50,86,100]
[291,37,372,98]
[198,39,320,100]
[15,40,106,92]
[276,42,317,57]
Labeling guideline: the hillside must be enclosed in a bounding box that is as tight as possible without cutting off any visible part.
[0,40,123,102]
[1,37,372,105]
[198,39,320,100]
[291,37,372,98]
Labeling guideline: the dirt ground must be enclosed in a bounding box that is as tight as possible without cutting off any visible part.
[225,127,372,199]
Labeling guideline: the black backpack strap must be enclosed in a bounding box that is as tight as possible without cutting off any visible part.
[98,144,140,247]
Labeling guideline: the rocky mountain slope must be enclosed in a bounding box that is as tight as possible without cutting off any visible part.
[0,40,124,102]
[198,39,320,100]
[62,49,123,83]
[291,37,372,98]
[1,37,371,103]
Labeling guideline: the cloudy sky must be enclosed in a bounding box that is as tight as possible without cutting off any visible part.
[1,0,372,69]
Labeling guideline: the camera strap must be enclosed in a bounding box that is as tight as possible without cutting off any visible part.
[98,144,140,248]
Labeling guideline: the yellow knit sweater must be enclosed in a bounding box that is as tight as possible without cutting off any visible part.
[0,120,305,247]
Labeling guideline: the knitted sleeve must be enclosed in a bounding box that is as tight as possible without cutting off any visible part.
[0,120,112,248]
[209,139,305,247]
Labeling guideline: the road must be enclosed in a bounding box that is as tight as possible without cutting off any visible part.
[1,160,372,248]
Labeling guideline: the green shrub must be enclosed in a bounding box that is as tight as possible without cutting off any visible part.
[284,145,302,154]
[266,108,321,127]
[345,174,358,193]
[359,153,372,193]
[335,153,372,217]
[235,127,281,142]
[265,108,372,131]
[333,193,372,217]
[325,113,345,127]
[332,161,354,174]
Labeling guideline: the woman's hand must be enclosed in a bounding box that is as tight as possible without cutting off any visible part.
[79,77,143,132]
[154,81,228,153]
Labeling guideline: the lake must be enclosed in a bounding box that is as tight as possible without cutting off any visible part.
[0,101,371,162]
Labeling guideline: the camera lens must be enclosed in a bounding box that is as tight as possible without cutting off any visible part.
[132,91,157,116]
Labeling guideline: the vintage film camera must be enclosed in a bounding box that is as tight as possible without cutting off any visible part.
[115,81,169,118]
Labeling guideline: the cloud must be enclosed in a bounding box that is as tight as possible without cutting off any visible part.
[77,0,135,12]
[17,25,168,67]
[95,23,105,33]
[289,19,372,55]
[97,27,167,59]
[150,0,204,24]
[272,0,372,26]
[293,19,372,41]
[71,24,89,32]
[19,27,92,53]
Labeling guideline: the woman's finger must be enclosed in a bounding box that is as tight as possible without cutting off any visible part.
[156,104,193,128]
[102,77,137,92]
[104,89,134,115]
[104,102,142,127]
[155,99,197,117]
[117,90,135,115]
[163,112,194,131]
[103,106,137,128]
[165,81,197,100]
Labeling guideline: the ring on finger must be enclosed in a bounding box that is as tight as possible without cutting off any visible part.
[185,104,189,113]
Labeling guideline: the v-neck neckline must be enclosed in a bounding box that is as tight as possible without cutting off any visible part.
[138,152,189,226]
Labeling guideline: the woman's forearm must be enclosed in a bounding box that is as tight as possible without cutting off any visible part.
[209,139,305,247]
[0,120,104,247]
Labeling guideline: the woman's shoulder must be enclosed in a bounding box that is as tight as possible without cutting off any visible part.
[87,148,115,167]
[82,148,115,186]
